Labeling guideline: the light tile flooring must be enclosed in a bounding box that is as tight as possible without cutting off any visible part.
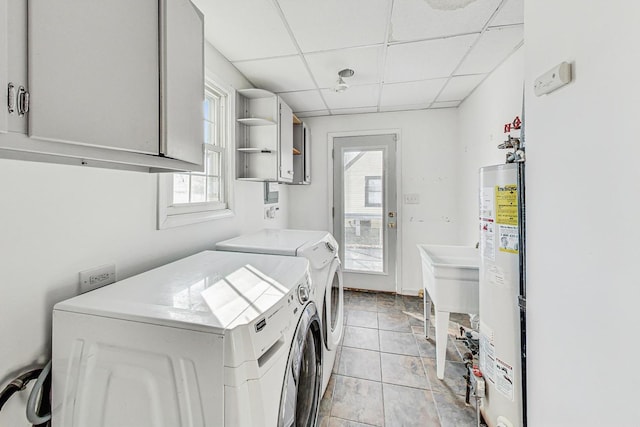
[318,290,478,427]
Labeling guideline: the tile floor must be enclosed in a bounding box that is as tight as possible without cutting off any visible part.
[318,290,478,427]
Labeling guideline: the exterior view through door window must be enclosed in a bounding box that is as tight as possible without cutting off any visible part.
[343,150,383,272]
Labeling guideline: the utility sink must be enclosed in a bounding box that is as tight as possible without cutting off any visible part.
[418,244,479,379]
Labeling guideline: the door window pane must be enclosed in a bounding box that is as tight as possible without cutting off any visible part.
[343,150,384,272]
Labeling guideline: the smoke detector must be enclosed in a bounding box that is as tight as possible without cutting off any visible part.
[334,69,355,93]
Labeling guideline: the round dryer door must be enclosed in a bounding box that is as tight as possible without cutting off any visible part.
[323,258,344,351]
[278,303,322,427]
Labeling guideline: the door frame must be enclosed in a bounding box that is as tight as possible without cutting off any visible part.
[327,129,403,294]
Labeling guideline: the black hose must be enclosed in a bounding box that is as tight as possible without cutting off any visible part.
[0,369,43,413]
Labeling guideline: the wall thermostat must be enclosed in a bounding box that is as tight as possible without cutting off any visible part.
[534,62,572,96]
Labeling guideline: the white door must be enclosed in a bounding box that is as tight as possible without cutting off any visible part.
[333,134,397,292]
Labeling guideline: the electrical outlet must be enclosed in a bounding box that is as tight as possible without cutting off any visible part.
[79,264,116,294]
[404,193,420,204]
[264,205,279,219]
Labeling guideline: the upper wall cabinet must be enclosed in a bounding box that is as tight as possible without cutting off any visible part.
[236,89,294,183]
[0,0,204,172]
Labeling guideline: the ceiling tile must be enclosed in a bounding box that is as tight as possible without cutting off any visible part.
[277,90,327,113]
[277,0,390,52]
[233,56,316,92]
[384,34,478,82]
[437,74,485,102]
[431,100,461,109]
[456,25,523,75]
[390,0,502,42]
[191,0,297,61]
[320,84,379,110]
[305,46,384,89]
[331,107,379,116]
[489,0,524,27]
[295,110,330,118]
[381,79,447,106]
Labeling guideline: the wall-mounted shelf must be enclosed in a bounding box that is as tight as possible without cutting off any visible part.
[236,88,293,182]
[238,88,276,99]
[237,117,277,126]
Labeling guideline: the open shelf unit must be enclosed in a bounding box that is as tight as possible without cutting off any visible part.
[236,88,293,182]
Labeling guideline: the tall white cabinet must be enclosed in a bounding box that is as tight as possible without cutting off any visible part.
[236,89,294,183]
[0,0,204,172]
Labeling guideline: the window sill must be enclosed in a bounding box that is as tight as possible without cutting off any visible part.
[158,208,234,230]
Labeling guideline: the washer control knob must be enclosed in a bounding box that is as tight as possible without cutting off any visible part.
[297,283,310,303]
[325,241,336,253]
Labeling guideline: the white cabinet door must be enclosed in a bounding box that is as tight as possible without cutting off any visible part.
[278,99,293,183]
[6,0,28,134]
[161,0,204,166]
[0,0,8,133]
[28,0,160,154]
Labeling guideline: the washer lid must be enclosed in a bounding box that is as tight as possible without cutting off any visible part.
[54,251,309,333]
[216,229,331,256]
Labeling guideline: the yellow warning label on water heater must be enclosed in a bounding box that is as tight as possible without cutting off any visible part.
[495,185,518,226]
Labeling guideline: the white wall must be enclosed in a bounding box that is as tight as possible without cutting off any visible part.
[457,47,524,244]
[0,42,289,426]
[288,109,460,295]
[524,2,639,424]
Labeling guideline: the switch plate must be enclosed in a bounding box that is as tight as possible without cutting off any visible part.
[404,193,420,204]
[79,264,116,294]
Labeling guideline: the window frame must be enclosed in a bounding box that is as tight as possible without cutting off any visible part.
[364,175,382,208]
[157,74,235,229]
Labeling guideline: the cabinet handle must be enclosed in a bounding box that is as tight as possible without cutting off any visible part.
[288,170,293,175]
[7,83,16,114]
[17,86,29,116]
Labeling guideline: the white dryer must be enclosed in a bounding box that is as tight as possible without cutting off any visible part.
[216,229,344,395]
[52,251,323,427]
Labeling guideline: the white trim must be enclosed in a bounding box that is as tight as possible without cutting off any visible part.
[157,75,236,230]
[327,129,403,294]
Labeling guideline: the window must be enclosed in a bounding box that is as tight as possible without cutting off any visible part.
[157,76,234,229]
[364,176,382,207]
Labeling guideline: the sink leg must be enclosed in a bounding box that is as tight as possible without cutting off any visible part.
[435,310,450,380]
[423,289,431,339]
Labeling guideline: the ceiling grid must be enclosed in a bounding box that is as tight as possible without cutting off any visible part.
[192,0,524,116]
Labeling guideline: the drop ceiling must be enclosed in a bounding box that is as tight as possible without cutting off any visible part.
[191,0,523,117]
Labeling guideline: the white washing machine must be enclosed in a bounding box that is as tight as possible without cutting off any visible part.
[216,229,344,395]
[52,251,323,427]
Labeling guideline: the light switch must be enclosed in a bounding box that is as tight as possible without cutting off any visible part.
[404,193,420,204]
